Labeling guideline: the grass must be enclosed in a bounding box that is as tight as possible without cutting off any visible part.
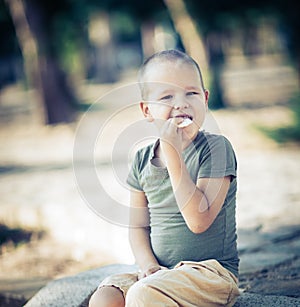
[258,92,300,144]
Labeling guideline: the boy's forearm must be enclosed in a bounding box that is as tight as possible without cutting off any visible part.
[162,145,213,233]
[129,227,159,271]
[171,162,210,223]
[128,190,160,275]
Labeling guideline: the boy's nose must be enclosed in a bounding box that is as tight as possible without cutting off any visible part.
[172,93,190,110]
[173,100,189,110]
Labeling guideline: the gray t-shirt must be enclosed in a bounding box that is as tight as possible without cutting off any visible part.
[127,131,239,277]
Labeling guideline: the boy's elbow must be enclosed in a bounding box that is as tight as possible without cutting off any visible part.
[183,210,216,233]
[187,222,210,234]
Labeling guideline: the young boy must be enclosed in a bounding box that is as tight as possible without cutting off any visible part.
[89,49,240,307]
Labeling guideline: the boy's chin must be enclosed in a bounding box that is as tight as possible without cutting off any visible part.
[182,126,198,138]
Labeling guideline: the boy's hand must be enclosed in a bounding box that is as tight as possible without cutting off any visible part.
[160,117,184,154]
[138,264,168,279]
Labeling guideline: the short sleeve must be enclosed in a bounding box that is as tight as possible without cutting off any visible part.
[197,135,237,179]
[126,150,143,191]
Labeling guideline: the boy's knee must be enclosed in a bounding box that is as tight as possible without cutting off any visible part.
[88,289,101,307]
[126,280,157,305]
[126,282,146,304]
[89,286,125,307]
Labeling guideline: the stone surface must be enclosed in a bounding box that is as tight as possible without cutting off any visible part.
[249,278,300,298]
[24,264,300,307]
[234,293,300,307]
[239,251,296,275]
[24,225,300,306]
[24,264,136,307]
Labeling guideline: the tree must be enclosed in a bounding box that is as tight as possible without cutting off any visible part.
[163,0,208,77]
[184,0,300,107]
[6,0,80,124]
[95,0,167,59]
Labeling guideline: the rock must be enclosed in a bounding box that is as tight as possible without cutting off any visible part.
[24,264,300,307]
[234,293,300,306]
[0,277,50,307]
[24,264,137,307]
[239,251,296,275]
[248,278,300,298]
[237,228,269,254]
[237,225,300,255]
[0,293,26,307]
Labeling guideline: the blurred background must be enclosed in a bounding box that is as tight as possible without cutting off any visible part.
[0,0,299,305]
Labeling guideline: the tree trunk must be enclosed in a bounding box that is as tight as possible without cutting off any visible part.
[88,12,118,83]
[140,20,156,59]
[38,55,76,124]
[163,0,208,75]
[6,0,76,124]
[164,0,227,108]
[206,31,226,108]
[4,0,42,115]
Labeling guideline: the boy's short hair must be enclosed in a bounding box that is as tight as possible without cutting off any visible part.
[138,49,205,100]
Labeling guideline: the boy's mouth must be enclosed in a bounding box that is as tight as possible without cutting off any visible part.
[174,114,193,121]
[174,114,193,128]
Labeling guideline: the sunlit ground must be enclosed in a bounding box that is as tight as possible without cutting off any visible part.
[0,57,299,300]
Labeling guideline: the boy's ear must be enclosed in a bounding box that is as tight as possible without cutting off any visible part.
[140,102,154,122]
[204,89,209,109]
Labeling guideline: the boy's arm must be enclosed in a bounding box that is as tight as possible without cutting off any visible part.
[129,189,162,277]
[162,143,230,234]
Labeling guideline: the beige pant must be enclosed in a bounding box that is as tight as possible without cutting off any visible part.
[99,259,240,306]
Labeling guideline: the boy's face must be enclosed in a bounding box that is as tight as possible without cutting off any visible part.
[140,60,209,140]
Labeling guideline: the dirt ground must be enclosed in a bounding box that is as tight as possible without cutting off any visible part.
[0,82,299,303]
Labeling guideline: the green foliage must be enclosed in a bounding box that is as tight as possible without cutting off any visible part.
[46,0,88,76]
[111,12,141,43]
[259,93,300,143]
[0,0,19,56]
[92,0,166,21]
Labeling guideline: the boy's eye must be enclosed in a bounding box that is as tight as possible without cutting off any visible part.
[186,91,199,96]
[160,95,173,100]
